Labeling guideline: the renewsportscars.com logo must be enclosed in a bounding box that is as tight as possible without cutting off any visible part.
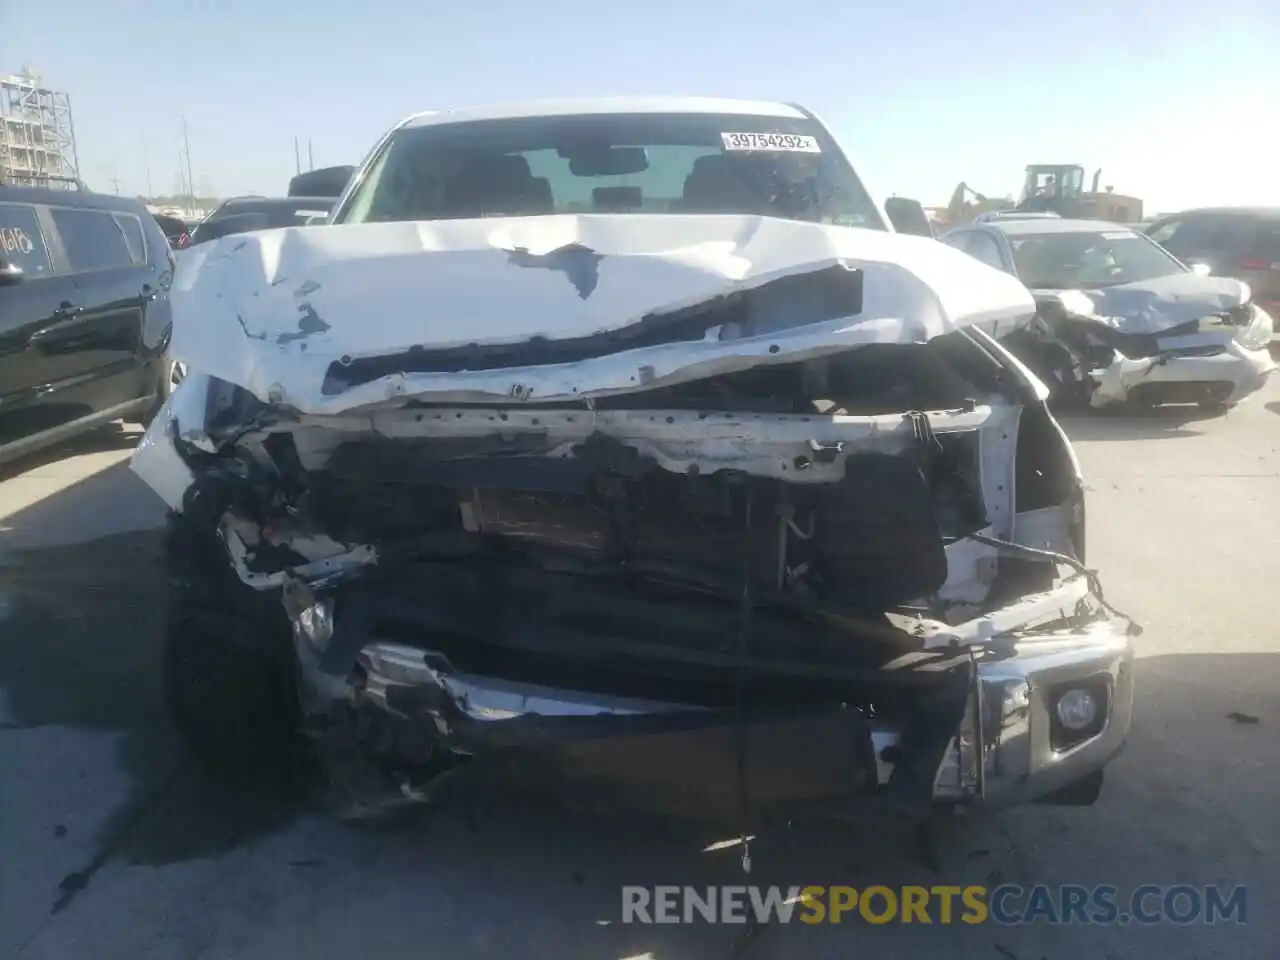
[621,884,1248,926]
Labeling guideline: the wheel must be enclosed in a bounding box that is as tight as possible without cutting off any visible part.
[162,515,307,783]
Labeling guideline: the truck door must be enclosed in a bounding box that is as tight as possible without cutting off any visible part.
[0,201,84,443]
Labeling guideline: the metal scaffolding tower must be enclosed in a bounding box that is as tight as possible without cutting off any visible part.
[0,66,80,189]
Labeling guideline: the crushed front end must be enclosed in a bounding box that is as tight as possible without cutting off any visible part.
[1010,284,1276,409]
[133,216,1137,822]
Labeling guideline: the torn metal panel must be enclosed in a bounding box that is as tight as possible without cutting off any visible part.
[131,406,196,512]
[1014,281,1275,408]
[133,390,1098,651]
[168,214,1036,413]
[263,402,1019,484]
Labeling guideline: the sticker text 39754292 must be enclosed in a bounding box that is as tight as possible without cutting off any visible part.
[721,132,822,153]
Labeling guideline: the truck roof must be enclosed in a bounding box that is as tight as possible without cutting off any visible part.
[401,96,808,129]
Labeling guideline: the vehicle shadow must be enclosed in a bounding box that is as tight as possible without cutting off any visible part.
[1055,404,1224,442]
[1265,401,1280,417]
[18,648,1268,960]
[0,432,1274,956]
[752,649,1278,959]
[0,430,300,918]
[0,422,140,483]
[0,425,168,554]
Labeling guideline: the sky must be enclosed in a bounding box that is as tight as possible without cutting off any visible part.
[3,0,1278,213]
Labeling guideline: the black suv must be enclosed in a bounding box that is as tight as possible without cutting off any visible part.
[187,195,333,246]
[0,185,176,465]
[1145,208,1280,323]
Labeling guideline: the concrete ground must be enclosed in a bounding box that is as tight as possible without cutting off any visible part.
[1,384,1277,960]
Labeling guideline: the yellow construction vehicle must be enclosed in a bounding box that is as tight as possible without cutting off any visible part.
[1017,165,1143,222]
[941,181,1013,227]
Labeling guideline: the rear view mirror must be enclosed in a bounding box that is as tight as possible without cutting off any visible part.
[0,260,24,286]
[885,197,934,238]
[1190,262,1211,277]
[565,145,649,177]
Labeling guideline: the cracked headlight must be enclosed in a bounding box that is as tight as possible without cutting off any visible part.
[1237,305,1273,351]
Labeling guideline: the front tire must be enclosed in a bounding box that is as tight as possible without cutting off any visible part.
[163,515,306,782]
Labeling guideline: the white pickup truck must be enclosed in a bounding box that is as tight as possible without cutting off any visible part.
[134,96,1136,825]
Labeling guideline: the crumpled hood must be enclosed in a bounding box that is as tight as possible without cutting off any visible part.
[170,214,1036,414]
[1039,273,1251,335]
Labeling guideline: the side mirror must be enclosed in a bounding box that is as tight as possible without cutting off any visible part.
[566,145,649,177]
[0,261,24,287]
[884,197,935,238]
[1189,262,1211,277]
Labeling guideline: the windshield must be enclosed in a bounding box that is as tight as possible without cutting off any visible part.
[1009,229,1186,289]
[333,112,885,229]
[1018,166,1085,205]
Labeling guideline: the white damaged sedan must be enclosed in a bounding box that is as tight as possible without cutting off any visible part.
[941,217,1276,410]
[132,98,1137,826]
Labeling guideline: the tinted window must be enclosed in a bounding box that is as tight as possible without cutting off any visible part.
[1148,215,1244,258]
[336,112,885,229]
[114,214,147,264]
[50,208,133,272]
[0,202,53,278]
[1247,220,1280,261]
[1009,229,1184,289]
[965,232,1006,270]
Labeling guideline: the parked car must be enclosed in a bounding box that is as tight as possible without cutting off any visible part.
[0,184,176,465]
[1144,207,1280,331]
[186,195,334,246]
[973,210,1061,224]
[152,213,192,249]
[940,217,1275,409]
[288,165,356,199]
[133,97,1134,827]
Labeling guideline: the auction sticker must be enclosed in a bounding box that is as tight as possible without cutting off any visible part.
[721,132,822,153]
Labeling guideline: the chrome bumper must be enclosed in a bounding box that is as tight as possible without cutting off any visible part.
[317,624,1134,810]
[934,625,1135,805]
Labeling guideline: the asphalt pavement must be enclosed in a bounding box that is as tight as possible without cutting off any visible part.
[1,384,1277,960]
